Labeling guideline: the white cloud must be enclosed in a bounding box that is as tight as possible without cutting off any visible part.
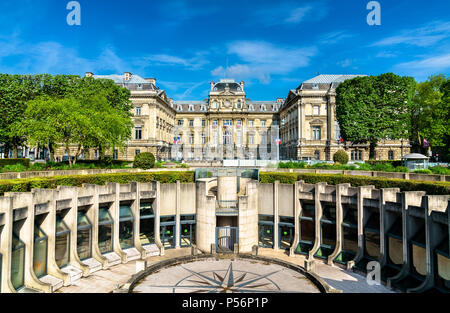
[141,52,209,70]
[376,51,397,58]
[372,21,450,47]
[252,2,327,26]
[319,31,355,44]
[394,53,450,79]
[0,32,131,74]
[211,41,317,83]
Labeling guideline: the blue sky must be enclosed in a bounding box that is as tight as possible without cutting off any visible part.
[0,0,449,100]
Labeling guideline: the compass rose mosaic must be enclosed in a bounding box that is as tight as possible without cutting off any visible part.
[132,258,320,293]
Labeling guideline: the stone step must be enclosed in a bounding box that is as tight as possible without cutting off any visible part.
[82,258,103,274]
[40,274,64,293]
[61,265,83,284]
[143,244,160,257]
[123,247,141,261]
[103,252,122,267]
[18,287,42,293]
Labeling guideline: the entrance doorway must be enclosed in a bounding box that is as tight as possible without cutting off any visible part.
[216,216,238,253]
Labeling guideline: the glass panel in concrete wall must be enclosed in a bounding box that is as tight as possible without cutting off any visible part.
[55,213,70,268]
[33,217,48,278]
[77,209,92,260]
[160,215,176,249]
[180,215,196,247]
[11,221,25,290]
[279,216,295,250]
[316,203,336,259]
[296,202,315,254]
[258,215,274,248]
[119,204,134,249]
[140,201,155,246]
[435,233,450,292]
[98,207,113,254]
[336,204,358,264]
[364,209,381,260]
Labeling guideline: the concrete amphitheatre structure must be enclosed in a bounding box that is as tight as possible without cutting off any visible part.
[0,169,449,293]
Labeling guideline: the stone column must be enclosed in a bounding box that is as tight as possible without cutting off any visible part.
[0,197,16,293]
[351,186,374,267]
[273,181,279,251]
[328,184,349,264]
[196,181,216,253]
[154,181,164,256]
[175,181,181,249]
[84,185,108,268]
[20,193,52,292]
[110,183,127,263]
[379,188,401,267]
[387,191,425,287]
[35,189,70,285]
[131,182,145,259]
[238,181,258,253]
[309,183,325,259]
[289,181,301,257]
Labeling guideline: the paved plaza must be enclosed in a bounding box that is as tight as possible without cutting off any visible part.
[57,248,394,293]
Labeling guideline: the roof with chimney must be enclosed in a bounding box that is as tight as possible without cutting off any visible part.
[211,79,243,92]
[93,74,160,91]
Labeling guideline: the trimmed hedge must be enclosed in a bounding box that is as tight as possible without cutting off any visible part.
[0,171,195,195]
[366,160,403,167]
[259,172,450,195]
[333,150,349,165]
[0,158,30,168]
[133,152,155,169]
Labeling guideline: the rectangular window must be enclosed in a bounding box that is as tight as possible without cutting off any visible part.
[135,149,140,156]
[189,120,194,127]
[98,207,113,254]
[119,204,134,249]
[55,213,70,268]
[113,149,118,160]
[249,120,254,127]
[313,106,319,115]
[201,134,206,144]
[77,208,92,260]
[202,119,206,127]
[135,127,142,140]
[136,106,141,116]
[312,126,321,140]
[178,119,184,126]
[261,120,266,127]
[140,201,155,246]
[249,134,255,145]
[189,134,194,144]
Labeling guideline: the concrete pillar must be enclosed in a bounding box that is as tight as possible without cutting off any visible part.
[0,197,17,293]
[217,176,237,201]
[34,189,70,286]
[154,181,164,256]
[273,181,279,251]
[379,188,401,268]
[309,183,326,259]
[328,184,349,264]
[130,182,145,259]
[408,195,449,292]
[289,181,301,257]
[175,181,181,249]
[196,181,216,253]
[83,185,108,269]
[387,191,425,287]
[352,186,374,267]
[110,183,127,263]
[238,181,258,253]
[19,193,52,292]
[60,187,90,276]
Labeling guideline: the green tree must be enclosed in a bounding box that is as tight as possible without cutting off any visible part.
[411,75,449,157]
[0,74,44,158]
[335,73,416,159]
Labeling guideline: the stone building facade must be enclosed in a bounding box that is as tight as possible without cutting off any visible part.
[279,75,411,161]
[54,73,410,162]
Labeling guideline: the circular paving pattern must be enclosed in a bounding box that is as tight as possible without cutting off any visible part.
[132,258,321,293]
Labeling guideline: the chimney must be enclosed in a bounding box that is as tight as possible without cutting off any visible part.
[85,72,94,77]
[124,72,132,81]
[145,78,156,85]
[210,81,215,90]
[277,98,284,104]
[240,81,244,90]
